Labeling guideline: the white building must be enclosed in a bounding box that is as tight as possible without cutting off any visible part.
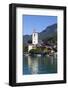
[28,30,38,52]
[28,44,33,52]
[32,31,38,45]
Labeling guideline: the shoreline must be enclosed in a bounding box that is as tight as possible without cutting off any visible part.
[24,52,57,57]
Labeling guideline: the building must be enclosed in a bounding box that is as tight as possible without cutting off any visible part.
[32,31,38,45]
[28,30,55,53]
[28,30,38,52]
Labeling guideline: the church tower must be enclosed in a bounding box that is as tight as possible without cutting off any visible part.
[28,29,38,52]
[32,29,38,45]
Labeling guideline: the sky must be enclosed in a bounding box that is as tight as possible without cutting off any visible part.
[23,15,57,35]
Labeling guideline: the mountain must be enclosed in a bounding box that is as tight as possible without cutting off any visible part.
[23,35,31,45]
[39,23,57,40]
[23,23,57,45]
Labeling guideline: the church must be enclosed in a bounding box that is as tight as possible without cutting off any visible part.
[28,30,38,52]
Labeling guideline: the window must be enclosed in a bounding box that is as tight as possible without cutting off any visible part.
[34,33,35,37]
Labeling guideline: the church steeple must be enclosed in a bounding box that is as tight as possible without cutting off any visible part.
[32,29,38,45]
[33,28,36,33]
[28,29,38,52]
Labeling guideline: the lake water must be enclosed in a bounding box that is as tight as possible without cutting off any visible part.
[23,54,57,75]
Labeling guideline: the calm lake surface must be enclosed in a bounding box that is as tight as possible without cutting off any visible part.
[23,54,57,75]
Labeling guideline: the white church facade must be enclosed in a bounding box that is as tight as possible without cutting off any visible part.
[28,31,38,52]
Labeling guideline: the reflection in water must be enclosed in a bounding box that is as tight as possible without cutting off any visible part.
[28,56,39,74]
[23,54,57,75]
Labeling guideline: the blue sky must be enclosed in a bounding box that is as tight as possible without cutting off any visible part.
[23,15,57,35]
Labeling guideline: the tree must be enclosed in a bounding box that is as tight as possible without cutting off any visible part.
[23,45,28,52]
[28,40,32,44]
